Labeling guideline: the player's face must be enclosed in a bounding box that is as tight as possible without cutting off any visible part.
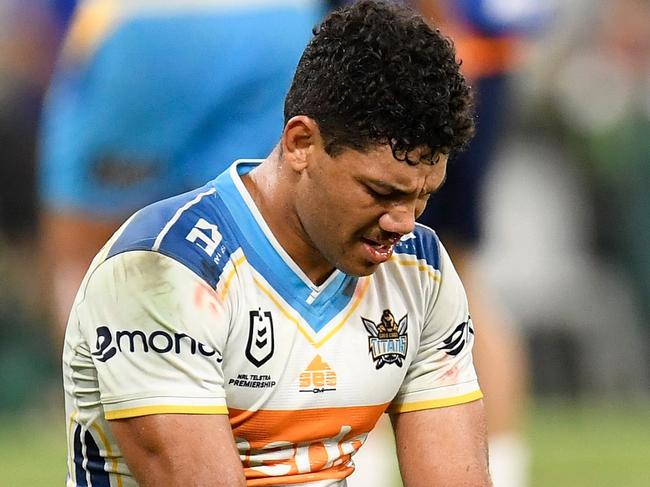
[294,143,448,281]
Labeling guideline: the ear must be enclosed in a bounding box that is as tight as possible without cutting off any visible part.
[281,116,322,171]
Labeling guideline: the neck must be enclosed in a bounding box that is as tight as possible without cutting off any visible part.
[242,152,335,286]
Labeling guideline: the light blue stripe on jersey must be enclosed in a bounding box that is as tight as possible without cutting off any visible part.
[393,223,442,271]
[213,163,358,333]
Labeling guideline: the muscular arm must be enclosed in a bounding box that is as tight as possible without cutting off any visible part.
[110,413,246,487]
[391,400,492,487]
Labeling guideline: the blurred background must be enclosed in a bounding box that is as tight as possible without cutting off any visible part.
[1,0,648,486]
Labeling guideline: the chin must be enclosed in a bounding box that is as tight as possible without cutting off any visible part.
[336,260,380,277]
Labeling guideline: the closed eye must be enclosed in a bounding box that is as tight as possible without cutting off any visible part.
[366,186,394,199]
[365,185,436,206]
[360,181,391,198]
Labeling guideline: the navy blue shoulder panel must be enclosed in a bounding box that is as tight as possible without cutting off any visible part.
[107,183,239,288]
[393,223,441,270]
[107,187,209,256]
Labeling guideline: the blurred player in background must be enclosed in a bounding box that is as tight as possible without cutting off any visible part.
[39,0,325,344]
[546,0,650,353]
[416,2,547,486]
[0,0,66,410]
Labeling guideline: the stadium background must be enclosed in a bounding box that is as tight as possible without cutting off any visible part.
[1,0,648,485]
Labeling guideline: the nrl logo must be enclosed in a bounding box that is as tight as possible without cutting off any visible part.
[246,309,274,367]
[362,310,408,369]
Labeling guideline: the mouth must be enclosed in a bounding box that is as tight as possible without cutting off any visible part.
[360,236,399,264]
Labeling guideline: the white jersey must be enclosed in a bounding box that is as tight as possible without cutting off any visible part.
[63,160,482,487]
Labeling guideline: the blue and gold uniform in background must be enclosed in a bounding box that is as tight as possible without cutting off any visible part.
[40,0,324,217]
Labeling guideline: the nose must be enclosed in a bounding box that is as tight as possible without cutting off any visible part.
[378,202,416,236]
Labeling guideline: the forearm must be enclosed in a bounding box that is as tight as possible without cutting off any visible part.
[127,456,246,487]
[392,400,492,487]
[397,447,492,487]
[121,443,246,487]
[110,414,247,487]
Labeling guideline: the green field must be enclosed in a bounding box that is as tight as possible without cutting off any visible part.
[2,400,649,486]
[1,410,66,485]
[527,400,650,487]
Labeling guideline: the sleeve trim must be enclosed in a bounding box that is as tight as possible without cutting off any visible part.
[105,404,229,420]
[388,390,483,414]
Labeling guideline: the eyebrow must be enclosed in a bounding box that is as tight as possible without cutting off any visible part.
[367,178,445,196]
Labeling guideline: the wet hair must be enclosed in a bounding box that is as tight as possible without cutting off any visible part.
[284,0,475,164]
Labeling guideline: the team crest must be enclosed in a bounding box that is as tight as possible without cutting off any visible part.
[246,309,274,367]
[362,310,408,369]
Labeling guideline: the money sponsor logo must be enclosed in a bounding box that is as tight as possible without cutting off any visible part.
[91,325,222,363]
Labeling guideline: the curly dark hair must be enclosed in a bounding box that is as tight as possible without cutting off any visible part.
[284,0,475,164]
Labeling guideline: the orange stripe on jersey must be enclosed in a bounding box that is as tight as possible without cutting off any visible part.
[229,403,389,485]
[247,466,351,487]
